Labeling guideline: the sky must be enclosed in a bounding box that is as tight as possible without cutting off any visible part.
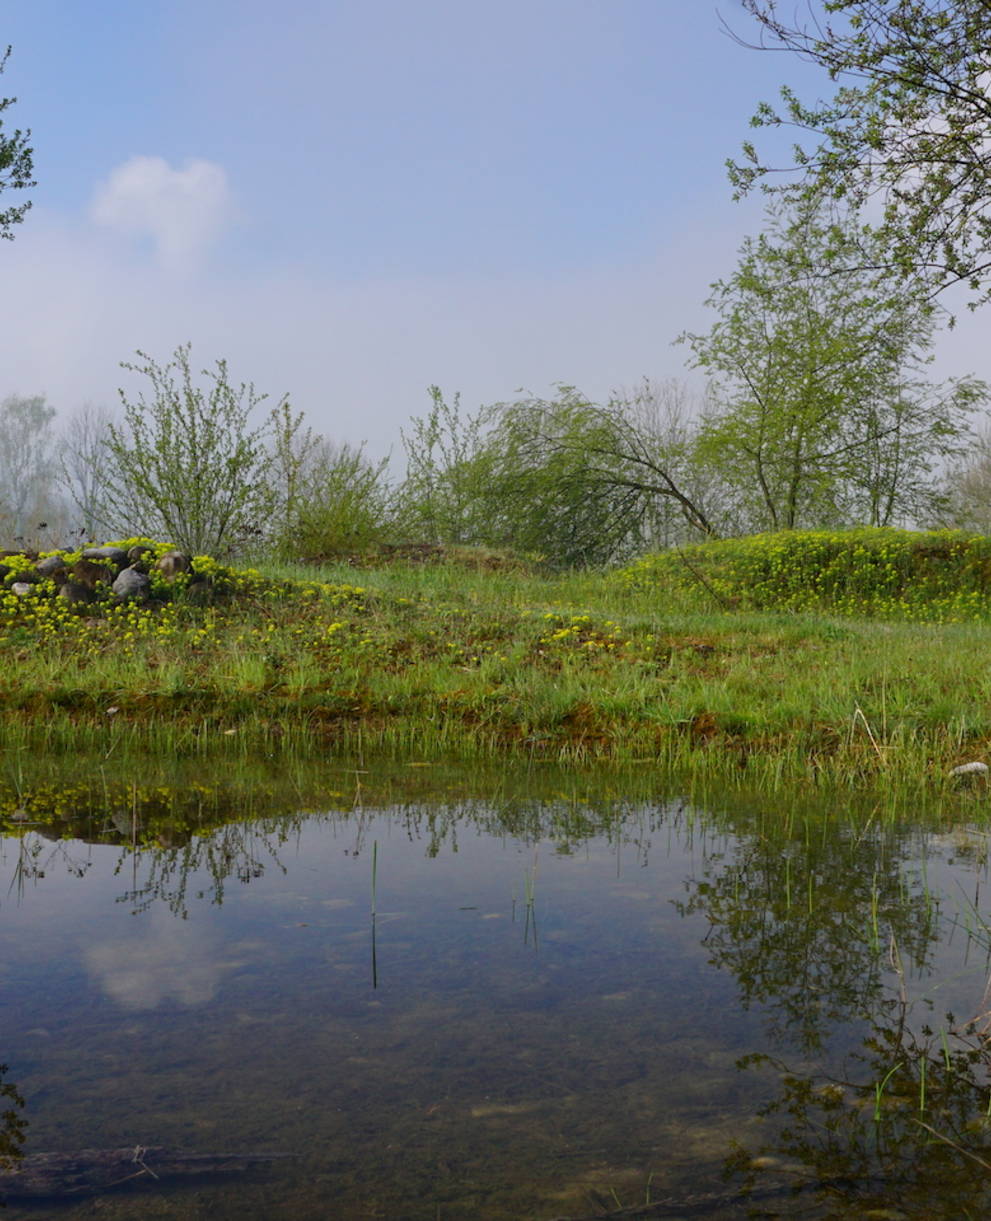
[1,0,987,460]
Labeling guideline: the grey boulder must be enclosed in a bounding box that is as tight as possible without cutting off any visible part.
[112,566,151,600]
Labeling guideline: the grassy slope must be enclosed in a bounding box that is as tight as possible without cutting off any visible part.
[3,533,991,789]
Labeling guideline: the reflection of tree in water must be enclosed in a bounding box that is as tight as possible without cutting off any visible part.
[729,979,991,1218]
[677,819,939,1053]
[677,804,991,1216]
[119,798,663,916]
[8,833,93,895]
[0,1064,26,1174]
[115,818,293,915]
[1,775,664,916]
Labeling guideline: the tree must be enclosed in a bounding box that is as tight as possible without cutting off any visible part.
[474,389,654,566]
[103,344,279,555]
[0,393,56,544]
[398,387,496,545]
[267,415,393,560]
[940,431,991,534]
[602,378,730,543]
[266,399,322,546]
[0,47,34,239]
[482,384,719,563]
[680,203,983,531]
[58,402,115,540]
[398,381,720,565]
[729,1,991,302]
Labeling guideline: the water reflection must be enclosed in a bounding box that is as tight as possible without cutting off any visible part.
[1,760,991,1217]
[729,986,991,1217]
[84,914,226,1010]
[0,1066,26,1174]
[678,813,942,1054]
[676,799,991,1217]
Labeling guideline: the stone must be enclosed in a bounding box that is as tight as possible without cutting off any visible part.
[127,545,154,564]
[112,566,151,600]
[10,582,34,596]
[950,761,989,778]
[71,560,112,589]
[82,546,129,568]
[59,581,96,605]
[156,550,192,580]
[35,555,66,577]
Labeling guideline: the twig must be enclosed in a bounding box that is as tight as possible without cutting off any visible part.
[672,547,734,611]
[914,1119,991,1171]
[853,705,884,760]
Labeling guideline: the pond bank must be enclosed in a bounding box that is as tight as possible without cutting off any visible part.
[4,539,991,791]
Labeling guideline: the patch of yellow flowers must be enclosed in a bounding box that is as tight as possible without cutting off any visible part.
[613,527,991,623]
[0,539,369,653]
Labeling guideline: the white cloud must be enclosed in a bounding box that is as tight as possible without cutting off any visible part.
[90,156,232,272]
[84,913,227,1010]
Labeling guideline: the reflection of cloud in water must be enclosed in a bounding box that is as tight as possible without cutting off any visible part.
[84,916,225,1010]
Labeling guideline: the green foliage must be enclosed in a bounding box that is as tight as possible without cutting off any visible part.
[104,344,280,555]
[282,441,393,559]
[0,47,34,239]
[398,382,716,567]
[398,386,494,544]
[9,535,991,783]
[681,203,984,532]
[619,528,991,621]
[731,1,991,302]
[475,387,661,567]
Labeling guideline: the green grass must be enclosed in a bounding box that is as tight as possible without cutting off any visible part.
[4,531,991,790]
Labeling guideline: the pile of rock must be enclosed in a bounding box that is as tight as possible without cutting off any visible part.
[1,546,213,606]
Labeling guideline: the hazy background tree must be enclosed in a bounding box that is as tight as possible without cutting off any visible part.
[265,400,322,549]
[0,46,34,239]
[58,402,115,541]
[730,1,991,301]
[0,393,56,545]
[940,432,991,535]
[604,378,729,543]
[103,344,279,555]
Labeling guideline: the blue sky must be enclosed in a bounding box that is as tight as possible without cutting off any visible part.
[2,1,986,456]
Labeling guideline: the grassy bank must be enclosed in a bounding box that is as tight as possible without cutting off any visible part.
[4,531,991,789]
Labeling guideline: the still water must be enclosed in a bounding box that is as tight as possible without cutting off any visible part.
[1,758,990,1218]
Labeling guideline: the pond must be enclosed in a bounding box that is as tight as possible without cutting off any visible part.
[1,755,990,1218]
